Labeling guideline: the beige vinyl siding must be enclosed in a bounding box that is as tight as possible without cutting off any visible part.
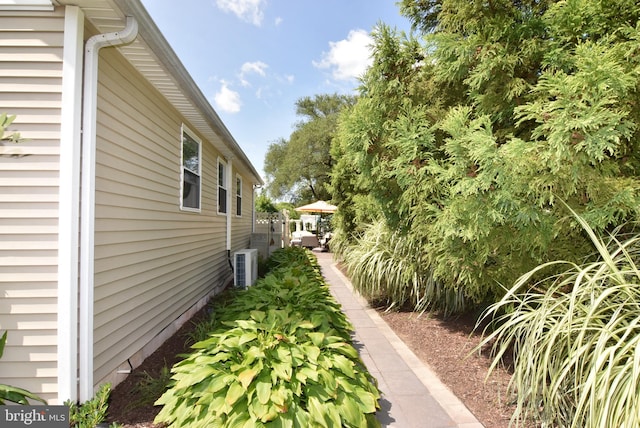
[0,10,64,403]
[92,47,234,384]
[231,172,254,252]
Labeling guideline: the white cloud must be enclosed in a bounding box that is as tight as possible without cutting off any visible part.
[216,0,266,26]
[239,61,268,87]
[214,82,242,113]
[275,16,283,26]
[313,29,373,81]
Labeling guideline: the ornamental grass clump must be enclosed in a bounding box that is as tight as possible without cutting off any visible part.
[341,219,465,315]
[479,212,640,428]
[155,247,380,427]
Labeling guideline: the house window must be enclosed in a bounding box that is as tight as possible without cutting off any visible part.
[218,158,227,214]
[181,126,201,211]
[236,176,242,216]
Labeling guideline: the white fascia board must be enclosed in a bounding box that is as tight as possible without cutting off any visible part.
[0,0,54,10]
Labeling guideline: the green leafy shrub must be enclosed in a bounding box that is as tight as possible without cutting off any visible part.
[66,383,120,428]
[478,211,640,427]
[155,247,380,427]
[264,246,315,272]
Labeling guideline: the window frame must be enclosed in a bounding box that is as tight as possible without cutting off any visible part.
[180,125,202,212]
[235,175,243,217]
[217,157,228,215]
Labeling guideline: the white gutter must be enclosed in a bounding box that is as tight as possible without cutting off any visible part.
[79,15,138,402]
[111,0,263,187]
[57,5,83,404]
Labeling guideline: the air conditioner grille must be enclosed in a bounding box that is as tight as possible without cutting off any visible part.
[235,253,246,286]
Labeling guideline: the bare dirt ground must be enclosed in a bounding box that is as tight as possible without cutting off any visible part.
[107,295,523,427]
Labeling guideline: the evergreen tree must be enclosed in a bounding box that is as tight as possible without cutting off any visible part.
[332,0,640,308]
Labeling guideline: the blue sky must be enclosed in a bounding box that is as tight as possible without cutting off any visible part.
[140,0,412,180]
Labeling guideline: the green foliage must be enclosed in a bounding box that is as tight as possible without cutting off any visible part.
[276,201,300,219]
[125,365,173,412]
[0,113,21,143]
[0,331,47,405]
[155,247,380,427]
[397,0,443,34]
[331,0,640,313]
[185,315,218,346]
[184,291,238,347]
[66,383,120,428]
[478,211,640,427]
[256,192,278,213]
[265,94,356,203]
[340,220,465,315]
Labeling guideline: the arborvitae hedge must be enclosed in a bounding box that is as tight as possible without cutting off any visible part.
[331,0,640,312]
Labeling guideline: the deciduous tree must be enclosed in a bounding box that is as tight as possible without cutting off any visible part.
[264,94,355,203]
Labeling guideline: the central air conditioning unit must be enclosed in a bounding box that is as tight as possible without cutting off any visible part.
[233,248,258,288]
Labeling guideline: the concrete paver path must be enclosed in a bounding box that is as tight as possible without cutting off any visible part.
[314,252,484,428]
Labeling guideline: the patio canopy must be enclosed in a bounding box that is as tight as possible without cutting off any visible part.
[295,200,337,214]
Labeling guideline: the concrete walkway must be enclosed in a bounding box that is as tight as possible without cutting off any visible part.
[314,251,484,428]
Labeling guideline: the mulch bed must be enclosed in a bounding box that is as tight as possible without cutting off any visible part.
[106,306,210,427]
[379,310,524,428]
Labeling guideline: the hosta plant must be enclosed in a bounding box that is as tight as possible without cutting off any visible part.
[155,247,380,427]
[478,211,640,427]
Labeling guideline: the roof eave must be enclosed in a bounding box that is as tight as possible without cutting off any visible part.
[56,0,264,185]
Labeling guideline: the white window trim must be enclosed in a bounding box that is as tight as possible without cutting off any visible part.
[217,157,228,215]
[180,125,202,212]
[235,174,243,217]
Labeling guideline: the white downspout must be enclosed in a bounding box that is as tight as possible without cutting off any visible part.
[226,157,234,254]
[79,16,138,402]
[58,5,83,404]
